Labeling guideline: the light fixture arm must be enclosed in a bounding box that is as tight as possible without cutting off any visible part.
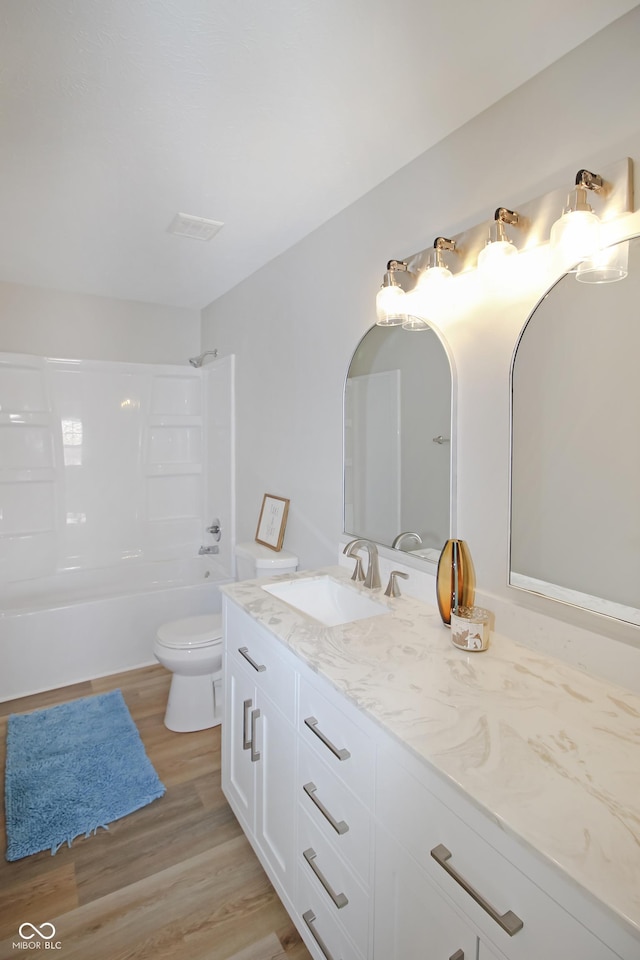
[428,237,456,270]
[381,259,409,287]
[488,207,520,244]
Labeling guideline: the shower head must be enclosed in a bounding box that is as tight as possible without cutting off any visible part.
[188,350,218,368]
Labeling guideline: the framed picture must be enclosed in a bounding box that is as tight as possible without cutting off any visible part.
[255,494,290,551]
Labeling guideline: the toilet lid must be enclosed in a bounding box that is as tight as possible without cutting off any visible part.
[157,613,222,649]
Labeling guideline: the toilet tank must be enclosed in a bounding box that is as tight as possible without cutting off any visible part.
[235,541,298,581]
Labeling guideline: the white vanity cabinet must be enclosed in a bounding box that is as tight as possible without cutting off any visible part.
[222,600,297,900]
[374,744,624,960]
[221,591,638,960]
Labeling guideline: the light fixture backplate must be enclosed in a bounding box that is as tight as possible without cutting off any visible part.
[402,157,632,280]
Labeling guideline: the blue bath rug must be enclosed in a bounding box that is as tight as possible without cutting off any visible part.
[4,689,166,861]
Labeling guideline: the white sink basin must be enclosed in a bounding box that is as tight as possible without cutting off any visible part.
[262,575,389,626]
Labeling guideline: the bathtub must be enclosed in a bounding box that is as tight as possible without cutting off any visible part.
[0,557,232,702]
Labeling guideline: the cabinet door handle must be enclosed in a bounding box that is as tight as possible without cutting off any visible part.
[303,847,348,909]
[303,782,349,835]
[304,717,351,761]
[302,910,339,960]
[242,698,253,750]
[250,708,261,762]
[430,844,524,937]
[238,646,266,672]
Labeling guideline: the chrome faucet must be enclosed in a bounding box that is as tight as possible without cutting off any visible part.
[392,531,423,550]
[343,539,381,590]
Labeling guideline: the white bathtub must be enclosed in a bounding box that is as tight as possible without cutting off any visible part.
[1,557,232,702]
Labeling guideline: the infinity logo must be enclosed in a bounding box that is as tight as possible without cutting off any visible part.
[18,924,56,941]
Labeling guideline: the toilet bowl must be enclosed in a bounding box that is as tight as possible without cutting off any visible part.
[155,542,298,732]
[153,614,223,733]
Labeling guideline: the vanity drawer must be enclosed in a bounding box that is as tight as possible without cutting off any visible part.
[298,740,371,886]
[298,676,374,804]
[297,858,366,960]
[298,805,370,956]
[225,600,296,720]
[376,750,620,960]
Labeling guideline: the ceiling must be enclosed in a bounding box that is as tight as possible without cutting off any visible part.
[0,1,637,311]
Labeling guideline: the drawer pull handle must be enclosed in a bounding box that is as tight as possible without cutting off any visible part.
[250,708,261,762]
[304,717,351,761]
[430,844,523,937]
[303,782,349,835]
[238,646,266,672]
[242,698,252,750]
[302,909,340,960]
[303,847,348,909]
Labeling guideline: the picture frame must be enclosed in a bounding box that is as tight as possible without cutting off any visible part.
[255,494,290,551]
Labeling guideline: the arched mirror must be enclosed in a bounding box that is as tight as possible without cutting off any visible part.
[344,323,455,562]
[510,234,640,625]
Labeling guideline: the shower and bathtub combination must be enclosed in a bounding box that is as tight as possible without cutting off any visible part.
[0,350,235,702]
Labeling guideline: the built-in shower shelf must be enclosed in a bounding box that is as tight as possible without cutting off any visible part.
[0,412,52,426]
[0,468,56,483]
[148,415,202,427]
[0,528,54,540]
[145,464,203,476]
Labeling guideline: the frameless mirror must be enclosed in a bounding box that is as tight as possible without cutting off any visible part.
[510,234,640,625]
[344,323,454,562]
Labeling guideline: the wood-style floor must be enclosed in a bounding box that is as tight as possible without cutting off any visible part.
[0,665,312,960]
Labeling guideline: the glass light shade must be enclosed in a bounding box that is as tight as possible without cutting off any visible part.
[402,314,431,331]
[576,240,629,284]
[477,238,518,277]
[549,209,601,270]
[376,282,406,326]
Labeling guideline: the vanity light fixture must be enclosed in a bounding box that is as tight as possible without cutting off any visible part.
[375,260,409,326]
[377,158,632,309]
[477,208,521,276]
[549,169,604,270]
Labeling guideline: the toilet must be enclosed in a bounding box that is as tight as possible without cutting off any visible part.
[154,542,298,732]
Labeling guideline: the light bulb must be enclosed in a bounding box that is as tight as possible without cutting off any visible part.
[478,240,518,279]
[550,182,602,272]
[550,209,601,269]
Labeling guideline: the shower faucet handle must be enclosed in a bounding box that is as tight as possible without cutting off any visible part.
[207,519,222,542]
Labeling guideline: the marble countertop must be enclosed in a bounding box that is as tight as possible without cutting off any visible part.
[221,566,640,939]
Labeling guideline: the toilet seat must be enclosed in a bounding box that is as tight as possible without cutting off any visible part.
[156,613,222,650]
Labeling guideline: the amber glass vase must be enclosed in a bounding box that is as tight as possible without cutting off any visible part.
[436,539,475,626]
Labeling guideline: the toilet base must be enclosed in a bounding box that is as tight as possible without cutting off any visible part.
[164,671,223,733]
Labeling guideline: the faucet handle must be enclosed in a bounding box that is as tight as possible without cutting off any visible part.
[350,555,365,583]
[384,570,409,598]
[207,518,222,542]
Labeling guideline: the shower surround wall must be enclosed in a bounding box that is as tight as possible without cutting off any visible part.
[0,351,234,700]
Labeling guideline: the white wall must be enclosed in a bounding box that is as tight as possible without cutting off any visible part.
[0,281,200,364]
[201,9,640,678]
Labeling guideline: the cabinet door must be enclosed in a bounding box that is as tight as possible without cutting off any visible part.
[374,826,477,960]
[254,689,297,894]
[478,943,505,960]
[222,659,257,832]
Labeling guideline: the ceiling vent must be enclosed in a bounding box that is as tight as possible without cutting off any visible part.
[168,213,224,241]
